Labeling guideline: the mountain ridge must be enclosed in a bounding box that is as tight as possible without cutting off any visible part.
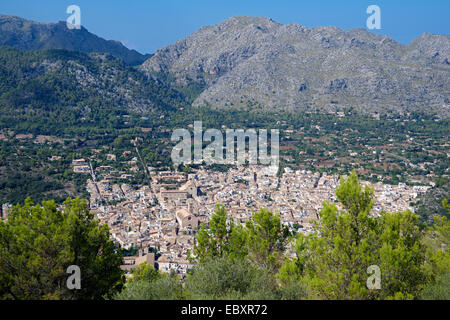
[141,16,450,117]
[0,14,151,65]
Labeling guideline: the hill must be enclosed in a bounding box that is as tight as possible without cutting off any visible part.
[0,46,185,135]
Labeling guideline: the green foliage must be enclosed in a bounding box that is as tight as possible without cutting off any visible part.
[420,271,450,300]
[185,207,292,300]
[114,273,183,300]
[189,205,290,270]
[415,182,450,224]
[443,198,450,211]
[122,246,139,257]
[245,209,290,269]
[2,173,447,300]
[0,46,185,137]
[188,205,247,263]
[278,171,427,300]
[129,263,160,283]
[421,215,450,300]
[184,256,279,300]
[0,197,125,300]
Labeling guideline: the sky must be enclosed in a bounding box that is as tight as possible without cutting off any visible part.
[0,0,449,54]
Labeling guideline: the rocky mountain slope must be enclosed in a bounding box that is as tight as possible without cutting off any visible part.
[0,15,151,65]
[141,16,450,117]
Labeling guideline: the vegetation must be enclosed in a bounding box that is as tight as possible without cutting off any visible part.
[415,180,450,224]
[114,265,183,300]
[184,256,280,300]
[278,172,427,299]
[0,198,125,299]
[420,212,450,300]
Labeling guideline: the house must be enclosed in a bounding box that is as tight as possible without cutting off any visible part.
[176,209,198,230]
[180,180,199,197]
[72,158,87,166]
[73,165,90,174]
[160,189,188,204]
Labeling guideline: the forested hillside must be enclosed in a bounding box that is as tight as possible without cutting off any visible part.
[0,46,185,136]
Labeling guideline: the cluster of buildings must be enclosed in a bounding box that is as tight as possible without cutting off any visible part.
[72,158,91,174]
[84,164,430,275]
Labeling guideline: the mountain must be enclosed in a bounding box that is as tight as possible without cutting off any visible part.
[406,32,450,65]
[0,14,151,65]
[0,46,185,135]
[141,16,450,117]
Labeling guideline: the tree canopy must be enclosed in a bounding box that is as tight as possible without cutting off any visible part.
[0,198,125,299]
[277,171,431,299]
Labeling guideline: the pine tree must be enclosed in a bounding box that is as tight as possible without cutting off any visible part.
[278,171,426,299]
[0,198,125,299]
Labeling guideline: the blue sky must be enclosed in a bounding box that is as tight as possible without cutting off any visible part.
[1,0,449,54]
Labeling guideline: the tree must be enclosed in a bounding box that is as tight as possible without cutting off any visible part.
[129,263,160,283]
[421,215,450,300]
[184,256,279,300]
[185,206,291,299]
[0,198,125,300]
[278,171,427,299]
[245,209,290,269]
[115,272,183,300]
[443,198,450,212]
[188,205,247,263]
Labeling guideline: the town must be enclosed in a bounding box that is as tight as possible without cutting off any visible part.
[72,156,430,276]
